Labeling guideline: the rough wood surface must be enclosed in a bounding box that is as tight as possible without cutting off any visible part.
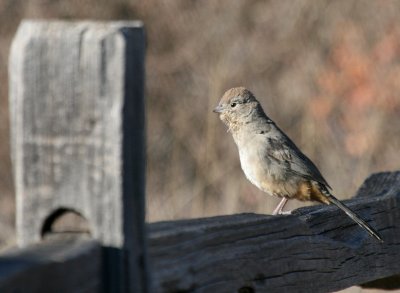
[148,171,400,293]
[9,20,147,292]
[0,235,101,293]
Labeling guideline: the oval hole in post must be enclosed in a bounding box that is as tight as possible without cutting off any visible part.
[41,208,91,239]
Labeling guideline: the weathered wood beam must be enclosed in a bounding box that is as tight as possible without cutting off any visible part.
[0,235,101,293]
[148,171,400,293]
[9,20,147,292]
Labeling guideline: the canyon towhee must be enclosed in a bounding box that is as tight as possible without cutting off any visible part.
[213,87,382,242]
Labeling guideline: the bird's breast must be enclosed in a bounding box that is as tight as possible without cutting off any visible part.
[236,135,279,194]
[235,132,298,198]
[238,145,265,190]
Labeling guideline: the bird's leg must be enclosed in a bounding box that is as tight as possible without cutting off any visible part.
[272,198,291,215]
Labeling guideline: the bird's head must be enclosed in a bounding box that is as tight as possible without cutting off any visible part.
[213,87,261,130]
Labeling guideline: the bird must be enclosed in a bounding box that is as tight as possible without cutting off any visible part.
[213,86,382,242]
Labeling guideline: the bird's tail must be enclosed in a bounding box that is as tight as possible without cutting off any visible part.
[324,192,383,242]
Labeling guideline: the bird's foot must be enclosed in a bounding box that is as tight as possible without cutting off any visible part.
[272,198,289,215]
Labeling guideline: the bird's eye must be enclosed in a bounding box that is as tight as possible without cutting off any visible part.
[230,102,237,108]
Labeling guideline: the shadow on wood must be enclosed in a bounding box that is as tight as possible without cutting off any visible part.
[0,235,101,293]
[362,274,400,290]
[148,171,400,293]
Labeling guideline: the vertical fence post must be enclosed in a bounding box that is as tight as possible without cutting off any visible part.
[9,20,147,292]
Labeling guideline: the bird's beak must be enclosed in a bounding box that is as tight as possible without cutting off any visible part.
[213,105,224,113]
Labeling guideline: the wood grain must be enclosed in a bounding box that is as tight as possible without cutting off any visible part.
[9,20,147,293]
[148,171,400,293]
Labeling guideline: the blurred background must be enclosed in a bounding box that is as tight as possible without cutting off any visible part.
[0,2,400,291]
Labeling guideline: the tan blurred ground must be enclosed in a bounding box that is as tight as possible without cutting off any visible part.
[1,1,400,290]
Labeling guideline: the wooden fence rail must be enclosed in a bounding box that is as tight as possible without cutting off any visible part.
[1,20,399,293]
[147,171,400,293]
[0,235,101,292]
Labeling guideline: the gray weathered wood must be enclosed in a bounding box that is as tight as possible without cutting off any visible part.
[0,235,101,293]
[148,171,400,293]
[9,20,147,292]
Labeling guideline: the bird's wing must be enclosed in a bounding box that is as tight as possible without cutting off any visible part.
[266,135,332,189]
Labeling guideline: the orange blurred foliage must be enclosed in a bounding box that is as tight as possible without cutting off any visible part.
[313,22,400,156]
